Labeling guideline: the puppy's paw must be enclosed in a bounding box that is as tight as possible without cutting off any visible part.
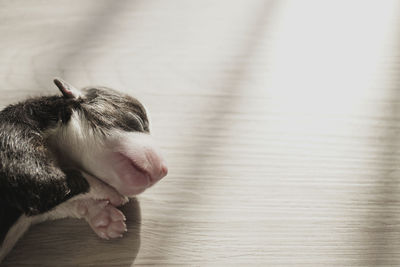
[78,200,127,239]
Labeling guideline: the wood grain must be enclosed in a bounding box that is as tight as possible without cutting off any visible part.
[1,0,400,266]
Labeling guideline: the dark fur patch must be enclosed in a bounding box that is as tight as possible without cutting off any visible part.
[0,119,90,216]
[0,96,78,131]
[0,97,90,244]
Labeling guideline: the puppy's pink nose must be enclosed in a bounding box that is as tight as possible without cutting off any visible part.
[160,163,168,177]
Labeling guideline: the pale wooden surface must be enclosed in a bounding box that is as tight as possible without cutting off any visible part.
[1,0,400,266]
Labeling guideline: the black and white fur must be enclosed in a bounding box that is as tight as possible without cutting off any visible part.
[0,79,168,262]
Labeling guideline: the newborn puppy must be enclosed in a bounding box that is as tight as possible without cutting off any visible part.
[0,79,168,261]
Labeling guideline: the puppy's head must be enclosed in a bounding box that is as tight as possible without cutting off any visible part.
[53,78,168,196]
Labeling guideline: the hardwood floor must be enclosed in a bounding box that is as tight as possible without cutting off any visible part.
[1,0,400,266]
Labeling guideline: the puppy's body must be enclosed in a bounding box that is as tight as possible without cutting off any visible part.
[0,95,91,243]
[0,79,167,262]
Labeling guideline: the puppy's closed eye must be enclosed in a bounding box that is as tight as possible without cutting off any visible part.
[124,113,145,132]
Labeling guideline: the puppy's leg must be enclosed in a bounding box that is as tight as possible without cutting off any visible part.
[0,173,128,262]
[0,215,32,262]
[73,172,129,207]
[0,168,91,263]
[39,173,129,239]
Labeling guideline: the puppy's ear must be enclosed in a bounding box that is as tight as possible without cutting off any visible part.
[53,78,84,99]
